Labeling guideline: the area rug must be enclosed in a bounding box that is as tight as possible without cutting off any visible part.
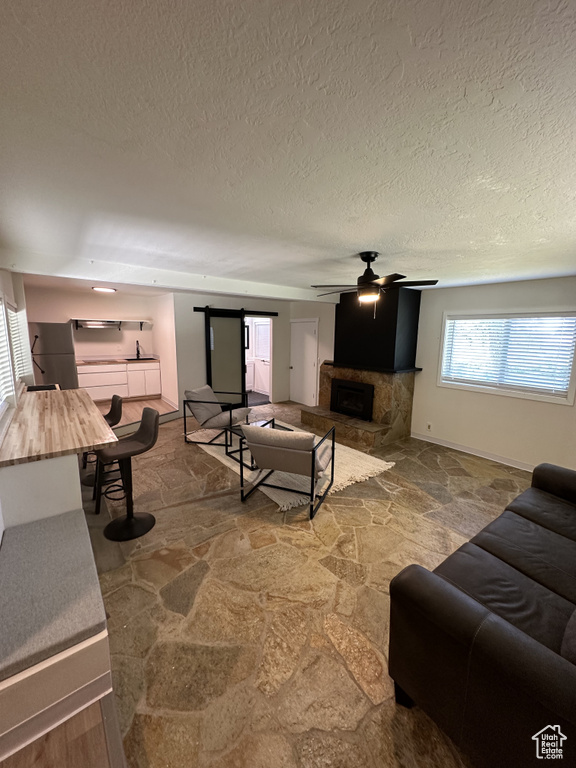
[190,422,394,511]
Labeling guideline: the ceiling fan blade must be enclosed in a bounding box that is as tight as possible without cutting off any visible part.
[316,287,358,297]
[311,284,356,289]
[371,273,406,286]
[391,279,439,287]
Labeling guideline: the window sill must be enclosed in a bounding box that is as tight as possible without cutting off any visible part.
[437,379,575,406]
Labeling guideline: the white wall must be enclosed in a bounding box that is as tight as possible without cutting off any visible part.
[25,286,156,358]
[289,300,335,396]
[173,292,290,404]
[0,270,16,306]
[151,293,178,407]
[412,277,576,470]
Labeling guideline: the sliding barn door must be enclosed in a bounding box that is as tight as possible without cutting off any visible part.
[204,310,246,407]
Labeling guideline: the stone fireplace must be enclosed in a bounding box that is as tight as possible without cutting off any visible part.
[330,378,374,421]
[300,362,416,451]
[300,286,422,451]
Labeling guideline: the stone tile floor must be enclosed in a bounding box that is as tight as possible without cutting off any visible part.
[90,403,531,768]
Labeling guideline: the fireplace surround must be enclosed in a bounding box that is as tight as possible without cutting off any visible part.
[300,362,416,451]
[330,378,374,421]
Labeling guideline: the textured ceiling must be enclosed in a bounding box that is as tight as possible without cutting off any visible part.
[1,0,576,299]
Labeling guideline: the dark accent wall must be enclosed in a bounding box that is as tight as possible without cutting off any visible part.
[333,288,422,372]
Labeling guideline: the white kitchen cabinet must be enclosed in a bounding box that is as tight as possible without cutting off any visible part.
[77,360,161,401]
[144,368,161,395]
[77,364,128,402]
[245,361,255,390]
[127,369,146,397]
[128,361,161,396]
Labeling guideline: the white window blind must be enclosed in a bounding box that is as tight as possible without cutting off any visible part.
[441,313,576,400]
[7,307,29,381]
[0,300,16,413]
[254,321,270,360]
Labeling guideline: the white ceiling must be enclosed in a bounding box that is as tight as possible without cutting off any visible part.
[1,0,576,301]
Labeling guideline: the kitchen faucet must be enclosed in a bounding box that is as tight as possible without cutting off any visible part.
[136,339,141,359]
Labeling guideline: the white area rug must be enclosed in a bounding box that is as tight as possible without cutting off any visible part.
[190,422,395,512]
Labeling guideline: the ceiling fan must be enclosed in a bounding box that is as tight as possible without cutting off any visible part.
[312,251,438,303]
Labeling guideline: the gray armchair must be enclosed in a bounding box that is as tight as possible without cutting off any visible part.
[239,424,335,519]
[183,385,251,445]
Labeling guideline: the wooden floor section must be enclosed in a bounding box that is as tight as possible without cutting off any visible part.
[96,397,177,427]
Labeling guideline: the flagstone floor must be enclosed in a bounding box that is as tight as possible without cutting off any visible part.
[90,403,531,768]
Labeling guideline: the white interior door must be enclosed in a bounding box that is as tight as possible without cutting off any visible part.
[290,319,318,406]
[253,319,271,395]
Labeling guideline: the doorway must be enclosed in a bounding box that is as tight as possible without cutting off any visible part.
[245,317,271,406]
[196,307,277,407]
[290,319,318,406]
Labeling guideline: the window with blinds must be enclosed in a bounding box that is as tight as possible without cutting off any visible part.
[254,321,271,360]
[440,313,576,403]
[7,306,30,381]
[0,299,16,415]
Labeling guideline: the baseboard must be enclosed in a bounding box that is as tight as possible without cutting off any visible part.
[410,432,534,472]
[159,410,180,424]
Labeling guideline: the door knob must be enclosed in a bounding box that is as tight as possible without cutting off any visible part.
[289,366,294,369]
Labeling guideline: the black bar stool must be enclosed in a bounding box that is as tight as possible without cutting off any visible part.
[94,407,159,542]
[82,395,123,470]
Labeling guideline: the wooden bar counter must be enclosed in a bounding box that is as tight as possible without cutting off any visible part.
[0,388,116,468]
[0,389,117,527]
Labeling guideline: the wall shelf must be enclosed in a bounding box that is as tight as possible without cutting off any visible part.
[73,319,153,330]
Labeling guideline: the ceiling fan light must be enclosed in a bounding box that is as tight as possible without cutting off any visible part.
[357,284,380,303]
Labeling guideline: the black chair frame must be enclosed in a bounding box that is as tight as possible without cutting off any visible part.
[240,426,336,519]
[82,394,123,469]
[183,390,249,446]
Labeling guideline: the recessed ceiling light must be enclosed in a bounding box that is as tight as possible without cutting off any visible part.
[92,286,117,293]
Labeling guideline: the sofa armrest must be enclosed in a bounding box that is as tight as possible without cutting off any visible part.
[389,564,576,768]
[389,564,491,741]
[532,463,576,505]
[462,610,576,768]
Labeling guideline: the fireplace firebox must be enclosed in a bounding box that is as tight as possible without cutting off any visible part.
[330,378,374,421]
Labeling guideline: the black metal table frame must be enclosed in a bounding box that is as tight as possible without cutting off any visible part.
[224,417,277,470]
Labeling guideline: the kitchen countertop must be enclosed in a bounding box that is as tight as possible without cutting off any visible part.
[76,358,159,365]
[0,389,117,468]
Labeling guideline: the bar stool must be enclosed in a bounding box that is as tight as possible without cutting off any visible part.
[94,407,159,542]
[82,395,123,470]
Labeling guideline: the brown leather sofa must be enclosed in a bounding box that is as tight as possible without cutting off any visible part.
[389,463,576,768]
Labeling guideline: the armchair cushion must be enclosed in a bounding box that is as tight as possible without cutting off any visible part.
[241,425,332,478]
[203,407,251,429]
[242,425,315,451]
[184,385,222,425]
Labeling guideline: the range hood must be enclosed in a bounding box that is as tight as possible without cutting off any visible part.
[73,319,153,330]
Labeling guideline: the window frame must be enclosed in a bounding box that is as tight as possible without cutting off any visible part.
[437,309,576,406]
[0,297,17,438]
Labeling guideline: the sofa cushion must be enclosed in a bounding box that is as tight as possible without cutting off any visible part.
[507,487,576,542]
[472,510,576,604]
[184,386,222,425]
[0,510,107,682]
[561,610,576,665]
[434,542,575,654]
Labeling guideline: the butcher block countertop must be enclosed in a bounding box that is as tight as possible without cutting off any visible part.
[0,389,117,468]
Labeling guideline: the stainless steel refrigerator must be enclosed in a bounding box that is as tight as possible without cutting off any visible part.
[28,322,79,390]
